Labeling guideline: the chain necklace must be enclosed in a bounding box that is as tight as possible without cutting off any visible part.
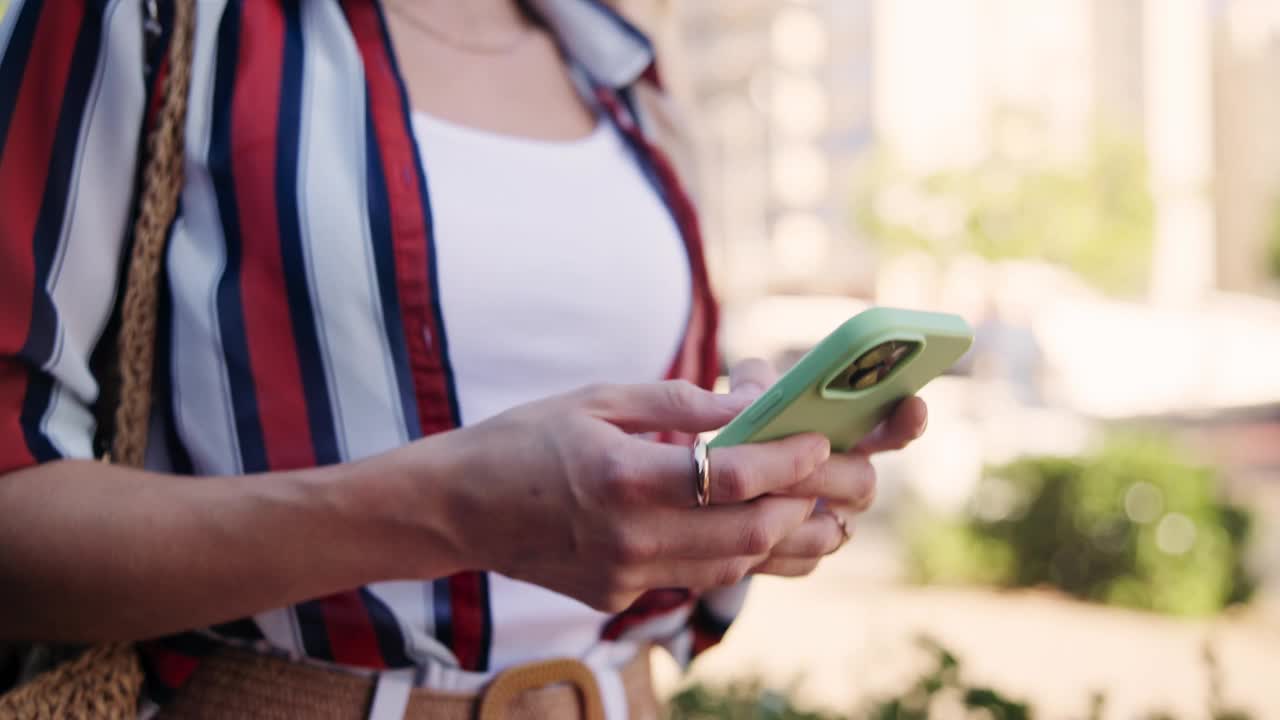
[388,2,533,56]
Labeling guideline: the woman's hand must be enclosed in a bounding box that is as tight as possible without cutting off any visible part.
[387,380,833,613]
[380,358,926,611]
[722,359,929,579]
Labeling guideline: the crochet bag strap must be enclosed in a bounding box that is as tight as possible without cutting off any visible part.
[0,0,195,717]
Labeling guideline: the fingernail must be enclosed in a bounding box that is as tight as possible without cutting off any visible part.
[815,437,831,463]
[716,392,753,411]
[854,486,877,512]
[732,382,767,399]
[804,438,831,476]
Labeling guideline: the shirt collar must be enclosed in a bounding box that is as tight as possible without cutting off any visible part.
[523,0,654,88]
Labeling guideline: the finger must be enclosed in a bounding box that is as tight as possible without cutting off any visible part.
[619,432,830,507]
[854,396,928,455]
[636,555,768,591]
[751,556,822,578]
[584,380,750,434]
[775,453,876,509]
[707,435,832,504]
[824,486,878,514]
[728,358,777,399]
[766,512,847,559]
[642,495,816,560]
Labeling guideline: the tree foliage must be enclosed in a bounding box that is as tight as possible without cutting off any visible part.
[904,435,1255,617]
[856,134,1155,296]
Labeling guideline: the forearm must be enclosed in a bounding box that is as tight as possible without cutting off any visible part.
[0,453,459,643]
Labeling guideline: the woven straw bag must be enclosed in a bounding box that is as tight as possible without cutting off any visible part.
[0,0,195,717]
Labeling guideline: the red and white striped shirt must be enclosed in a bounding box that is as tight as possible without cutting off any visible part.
[0,0,742,708]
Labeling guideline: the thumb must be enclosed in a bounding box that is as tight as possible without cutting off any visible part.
[729,358,777,399]
[587,380,749,434]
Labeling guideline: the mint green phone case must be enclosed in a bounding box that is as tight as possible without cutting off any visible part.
[710,307,973,452]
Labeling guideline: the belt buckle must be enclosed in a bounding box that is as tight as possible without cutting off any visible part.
[477,658,604,720]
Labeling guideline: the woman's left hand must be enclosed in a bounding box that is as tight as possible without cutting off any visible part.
[723,358,929,579]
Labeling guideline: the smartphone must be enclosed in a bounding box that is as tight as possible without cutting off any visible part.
[710,307,974,452]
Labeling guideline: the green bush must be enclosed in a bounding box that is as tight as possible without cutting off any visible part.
[904,435,1255,616]
[666,680,842,720]
[855,133,1155,296]
[667,638,1252,720]
[858,638,1030,720]
[664,641,1031,720]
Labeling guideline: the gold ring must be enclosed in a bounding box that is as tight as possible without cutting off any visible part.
[817,509,852,552]
[833,512,852,544]
[692,438,711,507]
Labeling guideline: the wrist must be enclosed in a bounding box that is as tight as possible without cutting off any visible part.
[325,434,471,581]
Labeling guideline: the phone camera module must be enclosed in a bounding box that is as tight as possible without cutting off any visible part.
[829,341,917,392]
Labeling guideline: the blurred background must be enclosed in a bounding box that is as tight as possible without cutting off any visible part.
[620,0,1280,717]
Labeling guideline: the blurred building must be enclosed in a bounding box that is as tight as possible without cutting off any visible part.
[1212,0,1280,293]
[653,0,1280,306]
[660,0,877,303]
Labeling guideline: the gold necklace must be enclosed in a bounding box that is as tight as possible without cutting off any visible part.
[388,2,533,56]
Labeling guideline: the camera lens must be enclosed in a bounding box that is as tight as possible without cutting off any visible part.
[855,344,891,370]
[828,341,920,393]
[849,366,881,389]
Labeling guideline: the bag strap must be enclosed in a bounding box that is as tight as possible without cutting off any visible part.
[111,0,196,468]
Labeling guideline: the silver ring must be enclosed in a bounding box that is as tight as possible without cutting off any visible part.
[692,438,711,507]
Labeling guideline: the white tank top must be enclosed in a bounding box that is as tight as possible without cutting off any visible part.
[411,110,692,670]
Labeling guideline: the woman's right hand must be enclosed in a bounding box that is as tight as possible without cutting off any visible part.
[386,381,833,612]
